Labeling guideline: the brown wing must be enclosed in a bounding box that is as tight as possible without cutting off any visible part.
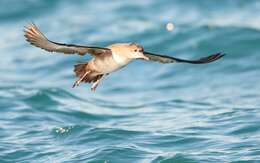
[24,23,111,56]
[144,51,225,64]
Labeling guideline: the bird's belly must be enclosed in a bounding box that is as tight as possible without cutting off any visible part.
[94,59,124,74]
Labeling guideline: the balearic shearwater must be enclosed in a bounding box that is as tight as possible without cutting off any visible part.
[24,23,225,91]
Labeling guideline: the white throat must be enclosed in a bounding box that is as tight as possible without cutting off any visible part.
[112,51,131,65]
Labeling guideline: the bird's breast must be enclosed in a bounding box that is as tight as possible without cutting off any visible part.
[93,54,129,74]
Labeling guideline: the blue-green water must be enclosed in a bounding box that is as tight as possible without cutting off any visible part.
[1,0,260,162]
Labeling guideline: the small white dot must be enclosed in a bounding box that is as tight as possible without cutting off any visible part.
[166,22,175,31]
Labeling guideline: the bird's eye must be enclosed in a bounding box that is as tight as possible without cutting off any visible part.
[134,49,137,52]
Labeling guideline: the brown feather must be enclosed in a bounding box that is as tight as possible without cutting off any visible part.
[74,62,103,83]
[24,23,112,56]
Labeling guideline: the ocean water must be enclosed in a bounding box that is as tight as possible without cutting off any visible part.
[1,0,260,162]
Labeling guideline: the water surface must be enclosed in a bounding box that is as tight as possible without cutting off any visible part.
[1,0,260,162]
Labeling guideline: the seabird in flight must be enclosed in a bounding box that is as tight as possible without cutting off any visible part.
[24,23,225,91]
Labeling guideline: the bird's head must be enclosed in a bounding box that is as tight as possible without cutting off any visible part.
[109,43,149,64]
[128,43,149,60]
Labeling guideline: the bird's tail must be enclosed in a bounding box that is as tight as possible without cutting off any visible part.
[74,62,102,84]
[74,62,88,78]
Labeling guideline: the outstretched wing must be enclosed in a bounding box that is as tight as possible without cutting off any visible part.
[144,51,225,64]
[24,23,111,56]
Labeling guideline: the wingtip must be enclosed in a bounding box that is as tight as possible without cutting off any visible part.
[198,52,226,64]
[212,52,226,62]
[217,52,226,59]
[24,21,33,28]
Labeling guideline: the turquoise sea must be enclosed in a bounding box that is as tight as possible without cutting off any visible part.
[1,0,260,162]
